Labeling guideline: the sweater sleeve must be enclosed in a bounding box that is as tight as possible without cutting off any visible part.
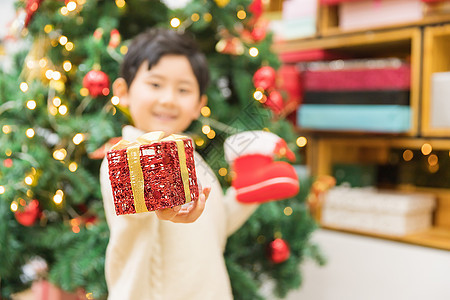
[100,158,163,300]
[223,187,259,237]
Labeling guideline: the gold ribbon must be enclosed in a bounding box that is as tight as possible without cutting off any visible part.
[111,131,192,213]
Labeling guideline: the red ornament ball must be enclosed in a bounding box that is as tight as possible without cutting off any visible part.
[3,158,13,168]
[268,238,290,264]
[253,66,276,90]
[264,90,284,114]
[15,199,40,227]
[251,26,266,42]
[83,70,110,97]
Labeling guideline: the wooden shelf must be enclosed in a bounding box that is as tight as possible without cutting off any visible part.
[321,225,450,251]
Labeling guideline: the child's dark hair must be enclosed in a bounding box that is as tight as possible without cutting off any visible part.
[120,28,210,95]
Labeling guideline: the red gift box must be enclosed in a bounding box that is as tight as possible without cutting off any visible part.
[107,131,199,215]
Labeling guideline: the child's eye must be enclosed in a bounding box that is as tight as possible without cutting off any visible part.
[179,88,190,94]
[149,82,160,88]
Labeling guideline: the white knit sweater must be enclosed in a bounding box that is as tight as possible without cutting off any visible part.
[100,126,258,300]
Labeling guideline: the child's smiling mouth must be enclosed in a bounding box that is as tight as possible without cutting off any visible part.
[153,112,177,121]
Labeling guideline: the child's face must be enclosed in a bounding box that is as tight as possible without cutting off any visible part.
[116,55,207,135]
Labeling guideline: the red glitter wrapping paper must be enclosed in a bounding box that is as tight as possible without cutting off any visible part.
[106,132,199,215]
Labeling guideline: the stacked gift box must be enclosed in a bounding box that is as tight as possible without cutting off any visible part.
[322,186,436,236]
[297,58,412,132]
[270,0,317,41]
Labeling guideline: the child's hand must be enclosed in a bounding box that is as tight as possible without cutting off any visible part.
[155,187,211,223]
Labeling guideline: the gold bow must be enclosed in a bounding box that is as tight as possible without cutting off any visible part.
[111,131,192,213]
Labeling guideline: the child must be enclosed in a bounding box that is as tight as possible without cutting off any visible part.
[100,28,258,300]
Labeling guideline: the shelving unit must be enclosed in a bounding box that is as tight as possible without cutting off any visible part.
[273,0,450,251]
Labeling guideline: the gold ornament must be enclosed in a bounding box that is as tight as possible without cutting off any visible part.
[214,0,230,8]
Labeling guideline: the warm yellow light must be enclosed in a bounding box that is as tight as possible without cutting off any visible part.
[428,154,438,166]
[65,42,74,51]
[52,97,61,107]
[49,106,58,116]
[53,149,67,161]
[191,13,200,22]
[195,138,205,147]
[60,6,69,15]
[202,125,211,134]
[120,45,128,55]
[80,88,89,97]
[27,189,33,197]
[249,47,259,57]
[66,1,77,11]
[201,106,211,117]
[86,292,94,300]
[203,13,212,22]
[20,82,29,92]
[402,149,413,161]
[59,36,68,45]
[284,206,293,216]
[26,100,36,110]
[73,133,84,145]
[26,128,35,138]
[218,167,228,176]
[69,162,78,172]
[429,163,439,173]
[45,70,54,80]
[58,105,68,115]
[237,10,247,19]
[253,90,264,101]
[296,136,307,147]
[24,176,33,185]
[44,24,53,33]
[5,149,12,156]
[26,60,35,69]
[0,186,5,194]
[207,129,216,139]
[53,194,63,204]
[52,71,62,81]
[10,201,18,212]
[111,96,120,105]
[2,125,11,134]
[170,18,181,28]
[421,143,432,155]
[116,0,126,8]
[63,61,72,72]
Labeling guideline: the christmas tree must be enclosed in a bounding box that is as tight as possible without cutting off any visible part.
[0,0,323,299]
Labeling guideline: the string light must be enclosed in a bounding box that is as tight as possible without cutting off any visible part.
[207,130,216,139]
[69,162,78,172]
[27,189,33,197]
[60,6,69,15]
[53,149,67,161]
[49,105,58,116]
[249,47,259,57]
[63,61,72,72]
[26,128,35,138]
[195,137,205,147]
[59,36,68,45]
[24,176,33,185]
[402,150,413,161]
[421,143,432,155]
[237,10,246,19]
[253,90,263,101]
[200,106,211,117]
[39,58,47,68]
[52,97,61,107]
[58,105,68,115]
[191,13,200,22]
[0,185,5,194]
[10,201,18,212]
[26,100,37,110]
[5,149,12,156]
[170,18,181,28]
[283,206,293,216]
[72,133,84,145]
[26,60,35,69]
[120,45,128,55]
[65,42,74,51]
[2,125,11,134]
[86,292,94,300]
[203,13,212,22]
[66,1,77,11]
[116,0,126,8]
[218,168,228,176]
[20,82,29,92]
[53,190,64,204]
[44,24,53,33]
[52,71,62,81]
[45,70,54,80]
[111,96,120,105]
[296,136,307,147]
[428,154,438,166]
[202,125,211,134]
[80,88,89,97]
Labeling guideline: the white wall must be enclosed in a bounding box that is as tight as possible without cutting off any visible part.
[287,229,450,300]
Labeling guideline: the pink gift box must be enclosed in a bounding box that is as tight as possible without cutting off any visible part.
[339,0,424,30]
[283,0,318,19]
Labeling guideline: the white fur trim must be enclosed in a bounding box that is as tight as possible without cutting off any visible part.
[224,131,281,163]
[235,177,299,195]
